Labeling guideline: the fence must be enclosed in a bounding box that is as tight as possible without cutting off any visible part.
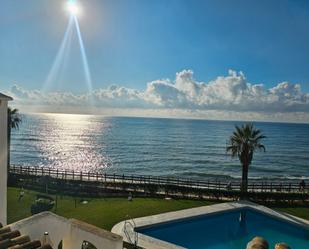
[9,165,308,194]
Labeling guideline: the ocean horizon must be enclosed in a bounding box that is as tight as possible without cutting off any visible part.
[11,113,309,182]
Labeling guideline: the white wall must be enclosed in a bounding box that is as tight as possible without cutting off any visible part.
[0,99,8,225]
[11,212,71,248]
[10,212,123,249]
[63,219,123,249]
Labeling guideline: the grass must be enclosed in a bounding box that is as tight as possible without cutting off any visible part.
[8,187,309,231]
[8,187,217,230]
[273,207,309,221]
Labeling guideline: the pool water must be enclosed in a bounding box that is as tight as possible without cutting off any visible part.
[137,208,309,249]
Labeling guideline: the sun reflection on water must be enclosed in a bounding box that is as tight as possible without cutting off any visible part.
[35,113,112,172]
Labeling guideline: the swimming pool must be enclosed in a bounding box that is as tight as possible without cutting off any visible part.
[112,202,309,249]
[137,208,309,249]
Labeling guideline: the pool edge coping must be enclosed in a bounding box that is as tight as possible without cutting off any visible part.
[112,201,309,249]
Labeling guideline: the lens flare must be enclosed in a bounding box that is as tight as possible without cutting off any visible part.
[74,16,93,95]
[43,16,74,92]
[66,1,80,16]
[42,1,93,107]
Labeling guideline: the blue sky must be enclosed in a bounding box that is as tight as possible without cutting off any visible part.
[1,0,309,122]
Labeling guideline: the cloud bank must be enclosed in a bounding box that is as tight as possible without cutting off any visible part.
[5,70,309,122]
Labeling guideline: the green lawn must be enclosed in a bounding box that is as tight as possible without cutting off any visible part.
[7,188,217,230]
[273,207,309,221]
[7,187,309,231]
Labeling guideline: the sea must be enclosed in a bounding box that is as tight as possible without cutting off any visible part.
[10,113,309,182]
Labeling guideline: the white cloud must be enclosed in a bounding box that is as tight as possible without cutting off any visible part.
[5,69,309,122]
[143,69,309,113]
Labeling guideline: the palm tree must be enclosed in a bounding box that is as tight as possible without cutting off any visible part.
[7,107,22,171]
[226,123,266,193]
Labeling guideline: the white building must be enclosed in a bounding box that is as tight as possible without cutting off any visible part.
[8,212,123,249]
[0,93,123,249]
[0,92,12,225]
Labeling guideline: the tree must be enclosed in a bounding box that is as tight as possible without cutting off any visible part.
[226,123,266,193]
[7,107,22,171]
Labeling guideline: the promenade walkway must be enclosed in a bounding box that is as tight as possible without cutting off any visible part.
[9,165,309,201]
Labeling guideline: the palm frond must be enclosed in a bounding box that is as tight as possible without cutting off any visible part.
[257,144,266,152]
[226,123,266,165]
[8,107,22,130]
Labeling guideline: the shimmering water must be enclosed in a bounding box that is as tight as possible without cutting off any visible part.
[11,113,309,181]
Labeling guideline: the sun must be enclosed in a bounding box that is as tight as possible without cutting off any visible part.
[66,1,80,16]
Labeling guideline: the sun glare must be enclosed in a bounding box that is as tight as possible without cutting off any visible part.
[66,1,80,16]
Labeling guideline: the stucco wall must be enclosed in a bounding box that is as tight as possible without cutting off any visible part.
[10,212,123,249]
[64,219,123,249]
[11,212,71,248]
[0,99,8,225]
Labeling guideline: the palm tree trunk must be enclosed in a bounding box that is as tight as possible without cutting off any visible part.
[241,164,249,193]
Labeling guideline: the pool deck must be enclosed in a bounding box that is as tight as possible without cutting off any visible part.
[112,201,309,249]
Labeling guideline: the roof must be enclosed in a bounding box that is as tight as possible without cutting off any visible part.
[0,93,13,101]
[0,222,52,249]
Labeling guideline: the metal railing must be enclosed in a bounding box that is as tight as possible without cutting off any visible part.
[9,165,308,194]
